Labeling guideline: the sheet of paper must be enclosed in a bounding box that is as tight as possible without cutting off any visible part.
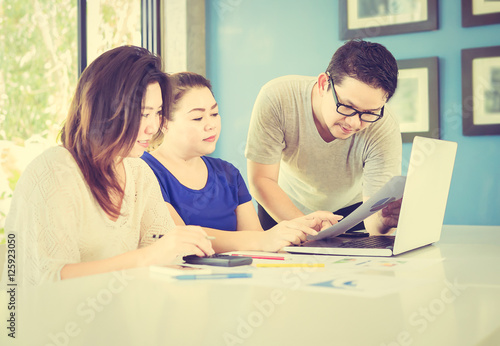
[326,256,444,271]
[308,176,406,241]
[307,273,421,297]
[216,254,441,297]
[150,264,212,276]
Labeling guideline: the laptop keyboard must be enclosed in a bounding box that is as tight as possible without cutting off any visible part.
[339,236,394,249]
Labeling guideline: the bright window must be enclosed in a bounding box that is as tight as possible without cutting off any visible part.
[0,0,153,241]
[86,0,142,65]
[0,0,78,240]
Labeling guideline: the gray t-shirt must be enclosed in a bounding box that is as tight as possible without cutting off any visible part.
[245,75,402,214]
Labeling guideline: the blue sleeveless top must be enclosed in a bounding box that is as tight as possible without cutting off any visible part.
[142,152,252,231]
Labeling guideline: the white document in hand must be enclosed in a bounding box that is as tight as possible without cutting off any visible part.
[308,176,407,241]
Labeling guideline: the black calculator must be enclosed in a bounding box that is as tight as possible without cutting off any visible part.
[183,254,252,267]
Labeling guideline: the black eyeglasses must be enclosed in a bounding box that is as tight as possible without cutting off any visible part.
[328,77,384,123]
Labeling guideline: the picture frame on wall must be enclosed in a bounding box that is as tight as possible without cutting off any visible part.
[387,57,440,143]
[462,0,500,27]
[462,45,500,136]
[339,0,438,40]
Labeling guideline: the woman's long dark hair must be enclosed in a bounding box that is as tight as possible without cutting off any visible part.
[60,46,170,218]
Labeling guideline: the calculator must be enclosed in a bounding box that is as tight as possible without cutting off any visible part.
[182,254,253,267]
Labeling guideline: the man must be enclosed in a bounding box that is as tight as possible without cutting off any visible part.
[245,39,402,235]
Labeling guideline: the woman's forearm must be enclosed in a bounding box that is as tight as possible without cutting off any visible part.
[60,246,151,280]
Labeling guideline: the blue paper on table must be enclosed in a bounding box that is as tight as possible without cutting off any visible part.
[308,176,406,241]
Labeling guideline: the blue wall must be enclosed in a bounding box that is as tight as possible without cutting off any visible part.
[206,0,500,226]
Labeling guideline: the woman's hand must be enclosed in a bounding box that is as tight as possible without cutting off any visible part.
[145,226,215,265]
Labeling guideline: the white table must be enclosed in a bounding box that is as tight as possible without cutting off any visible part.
[1,225,499,346]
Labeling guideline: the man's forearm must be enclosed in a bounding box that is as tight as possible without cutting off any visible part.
[249,177,304,222]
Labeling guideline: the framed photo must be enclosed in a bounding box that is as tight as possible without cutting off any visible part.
[387,57,440,143]
[339,0,438,40]
[462,0,500,27]
[462,46,500,136]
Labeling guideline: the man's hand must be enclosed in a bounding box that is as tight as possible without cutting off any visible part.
[258,212,343,251]
[301,211,344,232]
[378,198,402,230]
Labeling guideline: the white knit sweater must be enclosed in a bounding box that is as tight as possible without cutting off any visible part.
[3,146,174,285]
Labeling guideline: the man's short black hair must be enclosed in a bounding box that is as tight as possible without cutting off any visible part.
[326,39,398,101]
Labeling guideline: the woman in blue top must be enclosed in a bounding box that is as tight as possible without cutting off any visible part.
[142,72,341,253]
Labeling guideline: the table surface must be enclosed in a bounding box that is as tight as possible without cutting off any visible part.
[1,225,500,346]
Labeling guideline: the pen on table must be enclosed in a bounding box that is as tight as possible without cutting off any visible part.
[153,234,216,240]
[231,254,285,260]
[255,263,325,268]
[355,261,370,266]
[174,273,252,280]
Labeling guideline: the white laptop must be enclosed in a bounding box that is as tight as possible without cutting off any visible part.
[283,136,458,257]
